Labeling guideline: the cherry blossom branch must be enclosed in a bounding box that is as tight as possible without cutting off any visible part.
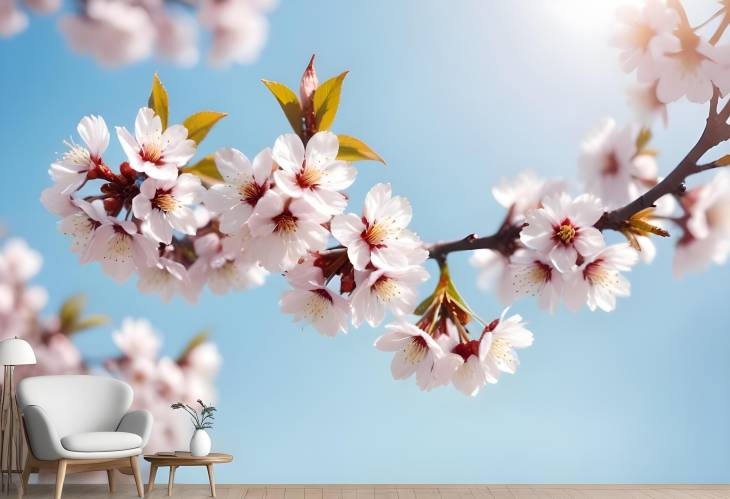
[427,223,522,262]
[427,94,730,261]
[596,92,730,231]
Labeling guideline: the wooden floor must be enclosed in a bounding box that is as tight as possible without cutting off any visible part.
[14,484,730,499]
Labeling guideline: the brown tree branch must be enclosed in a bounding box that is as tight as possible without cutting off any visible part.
[427,93,730,261]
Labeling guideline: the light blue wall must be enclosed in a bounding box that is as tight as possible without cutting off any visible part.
[1,0,728,484]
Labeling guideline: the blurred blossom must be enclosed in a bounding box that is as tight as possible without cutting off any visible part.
[0,235,221,453]
[578,118,658,209]
[673,171,730,277]
[29,0,275,67]
[0,0,28,37]
[199,0,271,67]
[153,11,199,67]
[59,0,157,68]
[627,83,668,127]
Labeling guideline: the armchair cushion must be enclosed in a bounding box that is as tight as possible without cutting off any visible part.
[61,432,143,452]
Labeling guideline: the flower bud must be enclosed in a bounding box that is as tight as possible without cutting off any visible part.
[104,196,122,216]
[120,161,137,181]
[299,54,318,113]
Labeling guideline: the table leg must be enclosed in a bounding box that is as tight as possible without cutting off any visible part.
[168,465,177,497]
[147,464,158,494]
[206,464,216,498]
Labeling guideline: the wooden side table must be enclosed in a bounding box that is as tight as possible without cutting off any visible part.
[143,452,233,497]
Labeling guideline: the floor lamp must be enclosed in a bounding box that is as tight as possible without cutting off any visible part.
[0,338,35,493]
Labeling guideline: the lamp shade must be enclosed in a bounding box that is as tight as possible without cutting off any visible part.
[0,337,36,366]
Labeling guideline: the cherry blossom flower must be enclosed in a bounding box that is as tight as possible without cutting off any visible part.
[132,173,204,244]
[112,317,161,360]
[0,238,47,340]
[189,231,267,295]
[578,119,658,208]
[29,333,84,376]
[280,284,350,337]
[49,115,109,194]
[654,28,721,103]
[627,83,668,126]
[564,244,639,312]
[283,252,325,289]
[469,249,512,303]
[57,200,103,256]
[505,249,563,312]
[248,190,330,271]
[331,183,425,271]
[520,193,605,272]
[374,322,461,391]
[445,311,533,397]
[203,147,272,234]
[709,45,730,96]
[116,107,196,181]
[80,201,158,283]
[59,0,156,68]
[612,0,680,82]
[272,132,356,216]
[138,257,195,303]
[491,171,567,223]
[673,171,730,277]
[182,341,222,381]
[350,266,429,328]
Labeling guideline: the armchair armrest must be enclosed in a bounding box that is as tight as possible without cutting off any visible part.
[116,410,153,447]
[22,405,66,460]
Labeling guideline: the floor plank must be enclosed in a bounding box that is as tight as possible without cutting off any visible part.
[12,484,730,498]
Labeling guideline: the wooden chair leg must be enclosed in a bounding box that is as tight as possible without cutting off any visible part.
[54,460,67,499]
[206,463,216,498]
[147,464,158,494]
[168,465,177,497]
[19,454,32,497]
[106,469,116,493]
[129,456,143,497]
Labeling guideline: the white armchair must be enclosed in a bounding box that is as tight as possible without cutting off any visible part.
[17,375,153,499]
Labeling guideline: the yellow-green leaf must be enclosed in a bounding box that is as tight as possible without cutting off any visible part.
[183,111,227,145]
[261,80,303,135]
[59,294,86,332]
[148,73,169,130]
[178,331,210,362]
[337,135,385,164]
[414,291,438,316]
[182,156,222,184]
[715,154,730,166]
[313,71,348,131]
[635,127,652,152]
[69,314,109,334]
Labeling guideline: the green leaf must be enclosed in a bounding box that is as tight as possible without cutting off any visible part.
[69,314,109,334]
[261,80,303,135]
[413,291,438,316]
[148,73,169,130]
[337,135,385,164]
[313,71,348,131]
[182,156,222,184]
[183,111,227,145]
[59,294,86,332]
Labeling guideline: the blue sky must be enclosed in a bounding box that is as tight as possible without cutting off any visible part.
[1,0,729,484]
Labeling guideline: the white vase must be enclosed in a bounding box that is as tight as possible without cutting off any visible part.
[190,429,211,457]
